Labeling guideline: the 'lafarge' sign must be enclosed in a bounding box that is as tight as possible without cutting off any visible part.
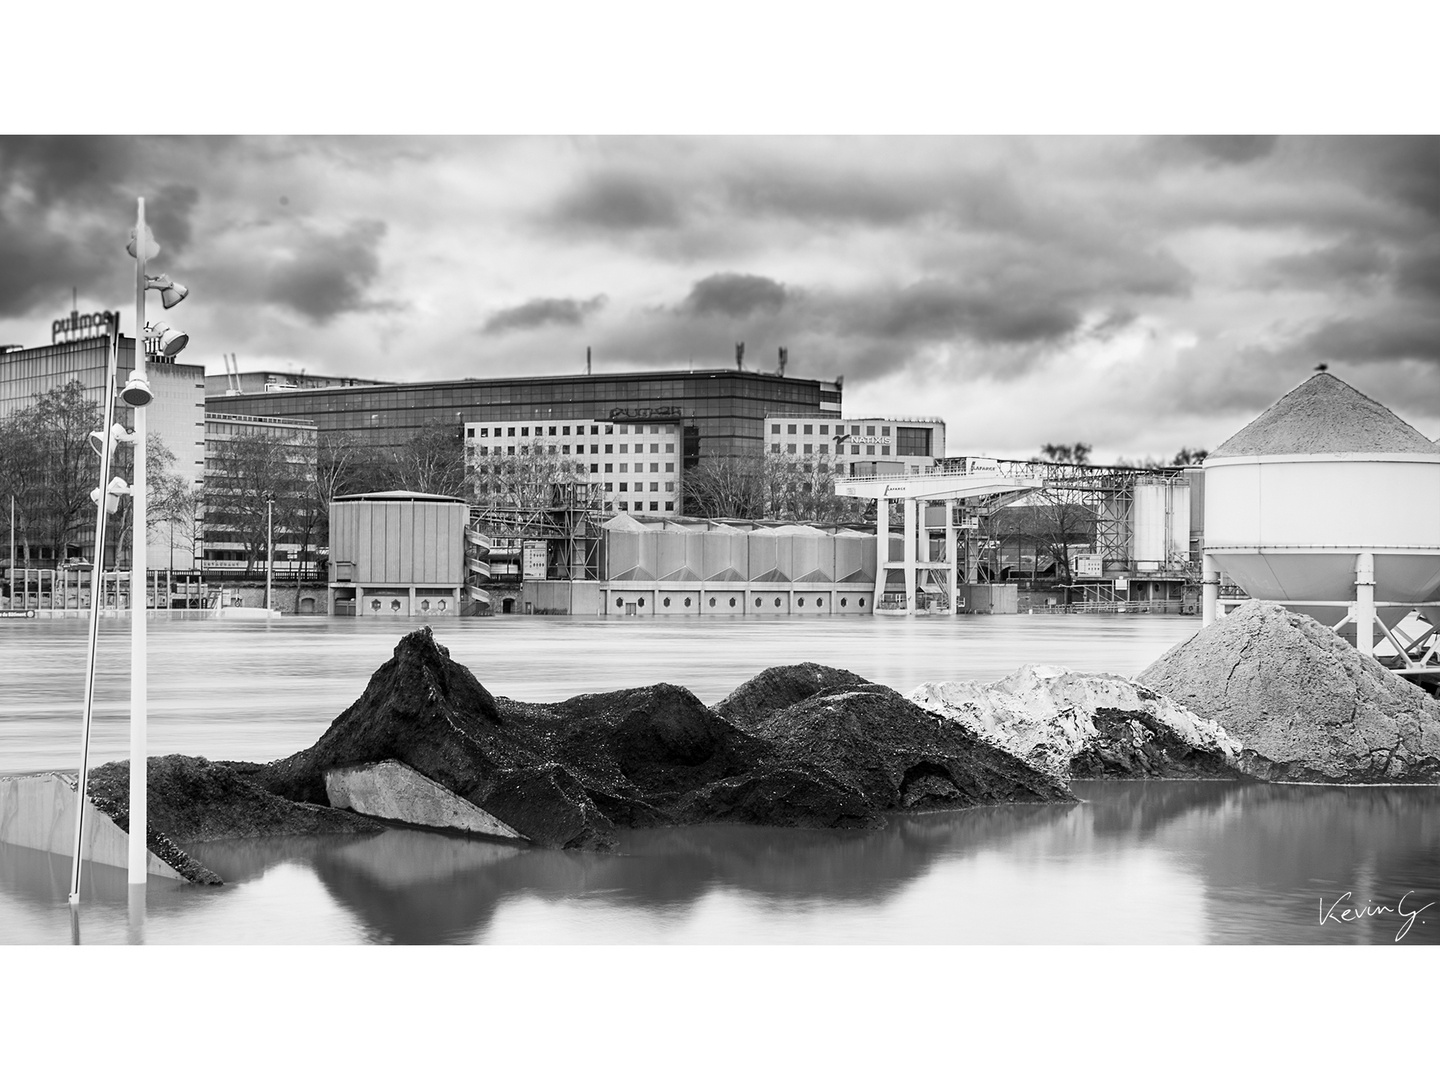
[52,309,120,345]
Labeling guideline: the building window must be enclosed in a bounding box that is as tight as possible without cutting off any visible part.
[591,444,599,454]
[771,443,780,453]
[755,597,762,608]
[797,597,804,607]
[650,501,658,511]
[650,443,658,453]
[605,425,613,434]
[507,427,515,436]
[591,426,599,435]
[620,482,628,491]
[480,428,489,437]
[665,462,674,472]
[605,463,613,472]
[803,444,812,454]
[605,444,614,453]
[605,483,613,491]
[820,425,828,435]
[803,424,812,435]
[563,426,571,435]
[650,462,659,472]
[684,596,691,607]
[709,597,716,607]
[619,444,628,453]
[866,445,875,455]
[619,501,628,510]
[665,443,674,452]
[787,444,796,453]
[590,463,599,473]
[818,444,828,455]
[547,426,556,436]
[650,482,658,491]
[850,445,858,455]
[522,427,530,436]
[841,597,847,607]
[787,424,796,434]
[466,427,475,437]
[882,426,890,436]
[771,424,780,434]
[665,501,674,510]
[619,463,628,472]
[665,482,674,492]
[663,596,671,607]
[617,597,625,608]
[866,426,875,436]
[729,597,736,608]
[881,445,891,455]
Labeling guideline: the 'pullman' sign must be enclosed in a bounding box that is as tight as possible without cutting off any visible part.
[52,309,120,345]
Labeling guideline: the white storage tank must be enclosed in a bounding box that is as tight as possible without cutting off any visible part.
[1131,478,1191,567]
[1202,373,1440,634]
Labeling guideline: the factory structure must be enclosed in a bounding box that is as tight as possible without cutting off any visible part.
[5,305,1437,678]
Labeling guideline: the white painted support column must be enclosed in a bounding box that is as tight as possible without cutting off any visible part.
[902,497,917,616]
[945,498,958,615]
[874,496,889,612]
[1354,551,1376,656]
[1201,553,1219,626]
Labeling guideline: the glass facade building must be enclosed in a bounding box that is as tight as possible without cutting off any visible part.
[205,369,843,468]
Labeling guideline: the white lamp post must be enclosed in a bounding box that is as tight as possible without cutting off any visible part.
[123,197,191,891]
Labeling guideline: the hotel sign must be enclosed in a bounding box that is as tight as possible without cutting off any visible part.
[52,309,120,345]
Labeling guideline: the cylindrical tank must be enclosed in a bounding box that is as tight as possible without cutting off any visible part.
[1132,479,1191,567]
[1203,373,1440,630]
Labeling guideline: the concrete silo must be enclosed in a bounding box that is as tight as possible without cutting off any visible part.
[1201,373,1440,659]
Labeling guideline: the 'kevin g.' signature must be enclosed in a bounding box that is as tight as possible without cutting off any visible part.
[1319,891,1434,942]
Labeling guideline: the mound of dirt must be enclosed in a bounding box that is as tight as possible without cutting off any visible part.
[1137,601,1440,783]
[911,666,1245,780]
[255,636,1074,850]
[87,755,382,884]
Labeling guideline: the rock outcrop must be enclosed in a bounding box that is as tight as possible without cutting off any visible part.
[910,666,1244,780]
[1137,601,1440,783]
[255,630,1074,849]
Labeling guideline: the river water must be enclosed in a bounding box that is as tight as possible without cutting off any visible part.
[3,612,1438,945]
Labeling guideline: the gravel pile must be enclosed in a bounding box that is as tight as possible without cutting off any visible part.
[1137,600,1440,782]
[1210,372,1439,457]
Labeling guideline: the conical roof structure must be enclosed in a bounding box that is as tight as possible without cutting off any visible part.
[1210,372,1438,457]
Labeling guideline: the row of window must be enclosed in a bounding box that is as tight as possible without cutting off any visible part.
[471,480,676,494]
[614,501,674,512]
[472,459,675,474]
[469,443,675,456]
[468,424,677,438]
[773,443,889,456]
[773,422,891,437]
[614,594,868,609]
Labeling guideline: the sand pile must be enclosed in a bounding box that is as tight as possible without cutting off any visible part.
[910,666,1243,780]
[1138,601,1440,783]
[1209,372,1439,457]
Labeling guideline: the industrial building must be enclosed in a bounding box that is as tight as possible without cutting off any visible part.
[1200,372,1440,681]
[328,491,467,616]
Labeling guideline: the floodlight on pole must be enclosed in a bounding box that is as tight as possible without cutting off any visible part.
[145,321,188,358]
[145,274,188,309]
[120,374,154,407]
[89,476,132,516]
[89,423,138,458]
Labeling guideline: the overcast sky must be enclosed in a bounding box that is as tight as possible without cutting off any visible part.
[2,133,1436,462]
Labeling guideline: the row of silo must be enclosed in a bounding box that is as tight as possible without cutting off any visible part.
[601,515,877,584]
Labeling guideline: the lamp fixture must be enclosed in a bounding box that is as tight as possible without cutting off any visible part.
[89,476,132,515]
[145,273,188,309]
[145,321,189,357]
[120,374,154,407]
[88,423,139,457]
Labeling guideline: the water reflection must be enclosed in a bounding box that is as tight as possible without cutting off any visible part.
[7,781,1432,944]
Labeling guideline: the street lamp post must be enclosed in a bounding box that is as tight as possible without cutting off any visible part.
[265,494,274,613]
[122,197,190,892]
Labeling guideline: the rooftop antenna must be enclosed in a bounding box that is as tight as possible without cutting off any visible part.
[586,346,592,376]
[778,346,788,378]
[735,341,745,371]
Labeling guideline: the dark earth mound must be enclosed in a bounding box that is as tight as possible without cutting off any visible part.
[88,755,383,884]
[1068,707,1243,779]
[251,632,1074,850]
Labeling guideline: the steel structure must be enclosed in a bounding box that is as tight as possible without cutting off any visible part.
[470,479,606,583]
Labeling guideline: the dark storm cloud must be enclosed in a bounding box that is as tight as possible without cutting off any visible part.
[0,135,140,206]
[262,219,391,323]
[1261,235,1392,291]
[1395,237,1440,298]
[483,295,607,334]
[0,218,107,316]
[1338,134,1440,220]
[146,184,200,254]
[1176,135,1280,166]
[679,273,790,318]
[843,278,1082,345]
[1297,313,1440,363]
[548,169,682,231]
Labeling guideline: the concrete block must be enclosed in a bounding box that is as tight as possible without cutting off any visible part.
[0,773,186,881]
[325,760,526,841]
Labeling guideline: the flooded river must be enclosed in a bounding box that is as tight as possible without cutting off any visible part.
[3,612,1438,944]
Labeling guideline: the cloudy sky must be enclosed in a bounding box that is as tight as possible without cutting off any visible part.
[2,133,1436,461]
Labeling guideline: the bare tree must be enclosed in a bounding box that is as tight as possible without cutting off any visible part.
[204,428,313,573]
[0,381,103,564]
[681,454,765,518]
[385,420,468,497]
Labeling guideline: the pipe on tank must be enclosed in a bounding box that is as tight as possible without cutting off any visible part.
[1354,551,1376,656]
[1202,553,1219,626]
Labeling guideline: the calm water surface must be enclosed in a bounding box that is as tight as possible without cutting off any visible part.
[3,613,1437,944]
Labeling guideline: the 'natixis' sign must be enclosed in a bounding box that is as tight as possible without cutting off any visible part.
[52,309,120,345]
